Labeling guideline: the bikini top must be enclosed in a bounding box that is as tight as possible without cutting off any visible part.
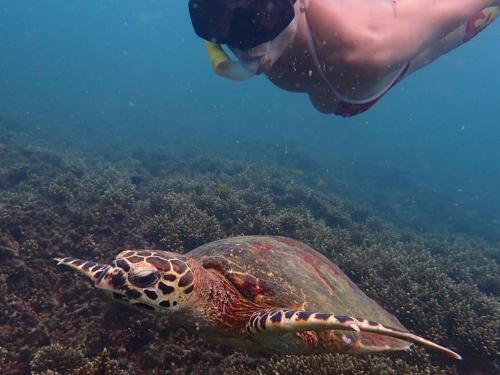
[303,10,409,117]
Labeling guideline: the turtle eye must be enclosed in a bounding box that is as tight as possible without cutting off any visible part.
[128,270,160,288]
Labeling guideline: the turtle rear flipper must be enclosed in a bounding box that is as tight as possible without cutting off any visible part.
[246,309,462,360]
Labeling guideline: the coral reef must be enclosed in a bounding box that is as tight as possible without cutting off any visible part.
[31,346,132,375]
[31,344,85,375]
[225,352,455,375]
[0,126,498,375]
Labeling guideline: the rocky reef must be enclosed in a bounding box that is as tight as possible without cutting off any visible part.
[0,125,498,375]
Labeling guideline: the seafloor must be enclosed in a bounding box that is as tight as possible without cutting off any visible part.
[0,122,498,375]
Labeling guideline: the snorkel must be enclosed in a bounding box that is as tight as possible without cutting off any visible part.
[205,42,256,81]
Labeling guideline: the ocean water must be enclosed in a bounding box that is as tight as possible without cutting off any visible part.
[2,1,500,239]
[0,1,499,374]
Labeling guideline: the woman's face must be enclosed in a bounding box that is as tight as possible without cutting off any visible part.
[231,1,304,75]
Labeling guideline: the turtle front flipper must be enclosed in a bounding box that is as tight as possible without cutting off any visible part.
[246,309,462,360]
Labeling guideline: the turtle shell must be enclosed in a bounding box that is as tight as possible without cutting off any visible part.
[187,235,408,350]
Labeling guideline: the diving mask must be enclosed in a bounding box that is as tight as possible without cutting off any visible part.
[189,0,297,50]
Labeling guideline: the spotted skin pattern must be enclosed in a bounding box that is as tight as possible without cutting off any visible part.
[116,250,195,310]
[246,309,462,360]
[55,250,195,313]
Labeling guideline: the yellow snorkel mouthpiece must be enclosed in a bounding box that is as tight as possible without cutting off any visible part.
[205,42,255,81]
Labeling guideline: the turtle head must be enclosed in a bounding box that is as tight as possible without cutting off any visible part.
[55,250,195,313]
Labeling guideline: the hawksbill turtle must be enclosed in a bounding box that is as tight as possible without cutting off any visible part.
[55,236,461,359]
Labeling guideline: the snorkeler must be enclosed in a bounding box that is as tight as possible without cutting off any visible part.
[188,0,499,116]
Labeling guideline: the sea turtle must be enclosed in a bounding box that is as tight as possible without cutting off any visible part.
[55,236,461,359]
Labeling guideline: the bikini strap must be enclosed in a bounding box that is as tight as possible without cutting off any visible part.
[302,10,408,105]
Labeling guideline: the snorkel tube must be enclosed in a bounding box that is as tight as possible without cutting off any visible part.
[205,42,255,81]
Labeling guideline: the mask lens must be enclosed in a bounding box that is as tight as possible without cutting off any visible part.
[189,0,295,49]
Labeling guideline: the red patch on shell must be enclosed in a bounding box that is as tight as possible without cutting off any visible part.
[231,273,274,303]
[252,241,274,251]
[272,236,304,248]
[249,241,275,264]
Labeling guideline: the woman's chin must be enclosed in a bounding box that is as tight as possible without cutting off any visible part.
[240,56,272,75]
[259,57,274,74]
[240,58,261,75]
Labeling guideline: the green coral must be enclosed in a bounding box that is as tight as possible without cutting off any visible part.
[225,352,455,375]
[0,346,7,367]
[31,346,133,375]
[31,344,85,375]
[0,132,498,375]
[144,190,223,251]
[71,350,133,375]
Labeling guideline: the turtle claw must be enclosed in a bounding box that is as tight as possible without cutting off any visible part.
[349,323,360,332]
[54,257,66,265]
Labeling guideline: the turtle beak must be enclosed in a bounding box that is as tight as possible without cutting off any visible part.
[54,257,112,287]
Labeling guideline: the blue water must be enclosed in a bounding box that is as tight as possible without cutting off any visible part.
[1,0,499,238]
[1,2,500,374]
